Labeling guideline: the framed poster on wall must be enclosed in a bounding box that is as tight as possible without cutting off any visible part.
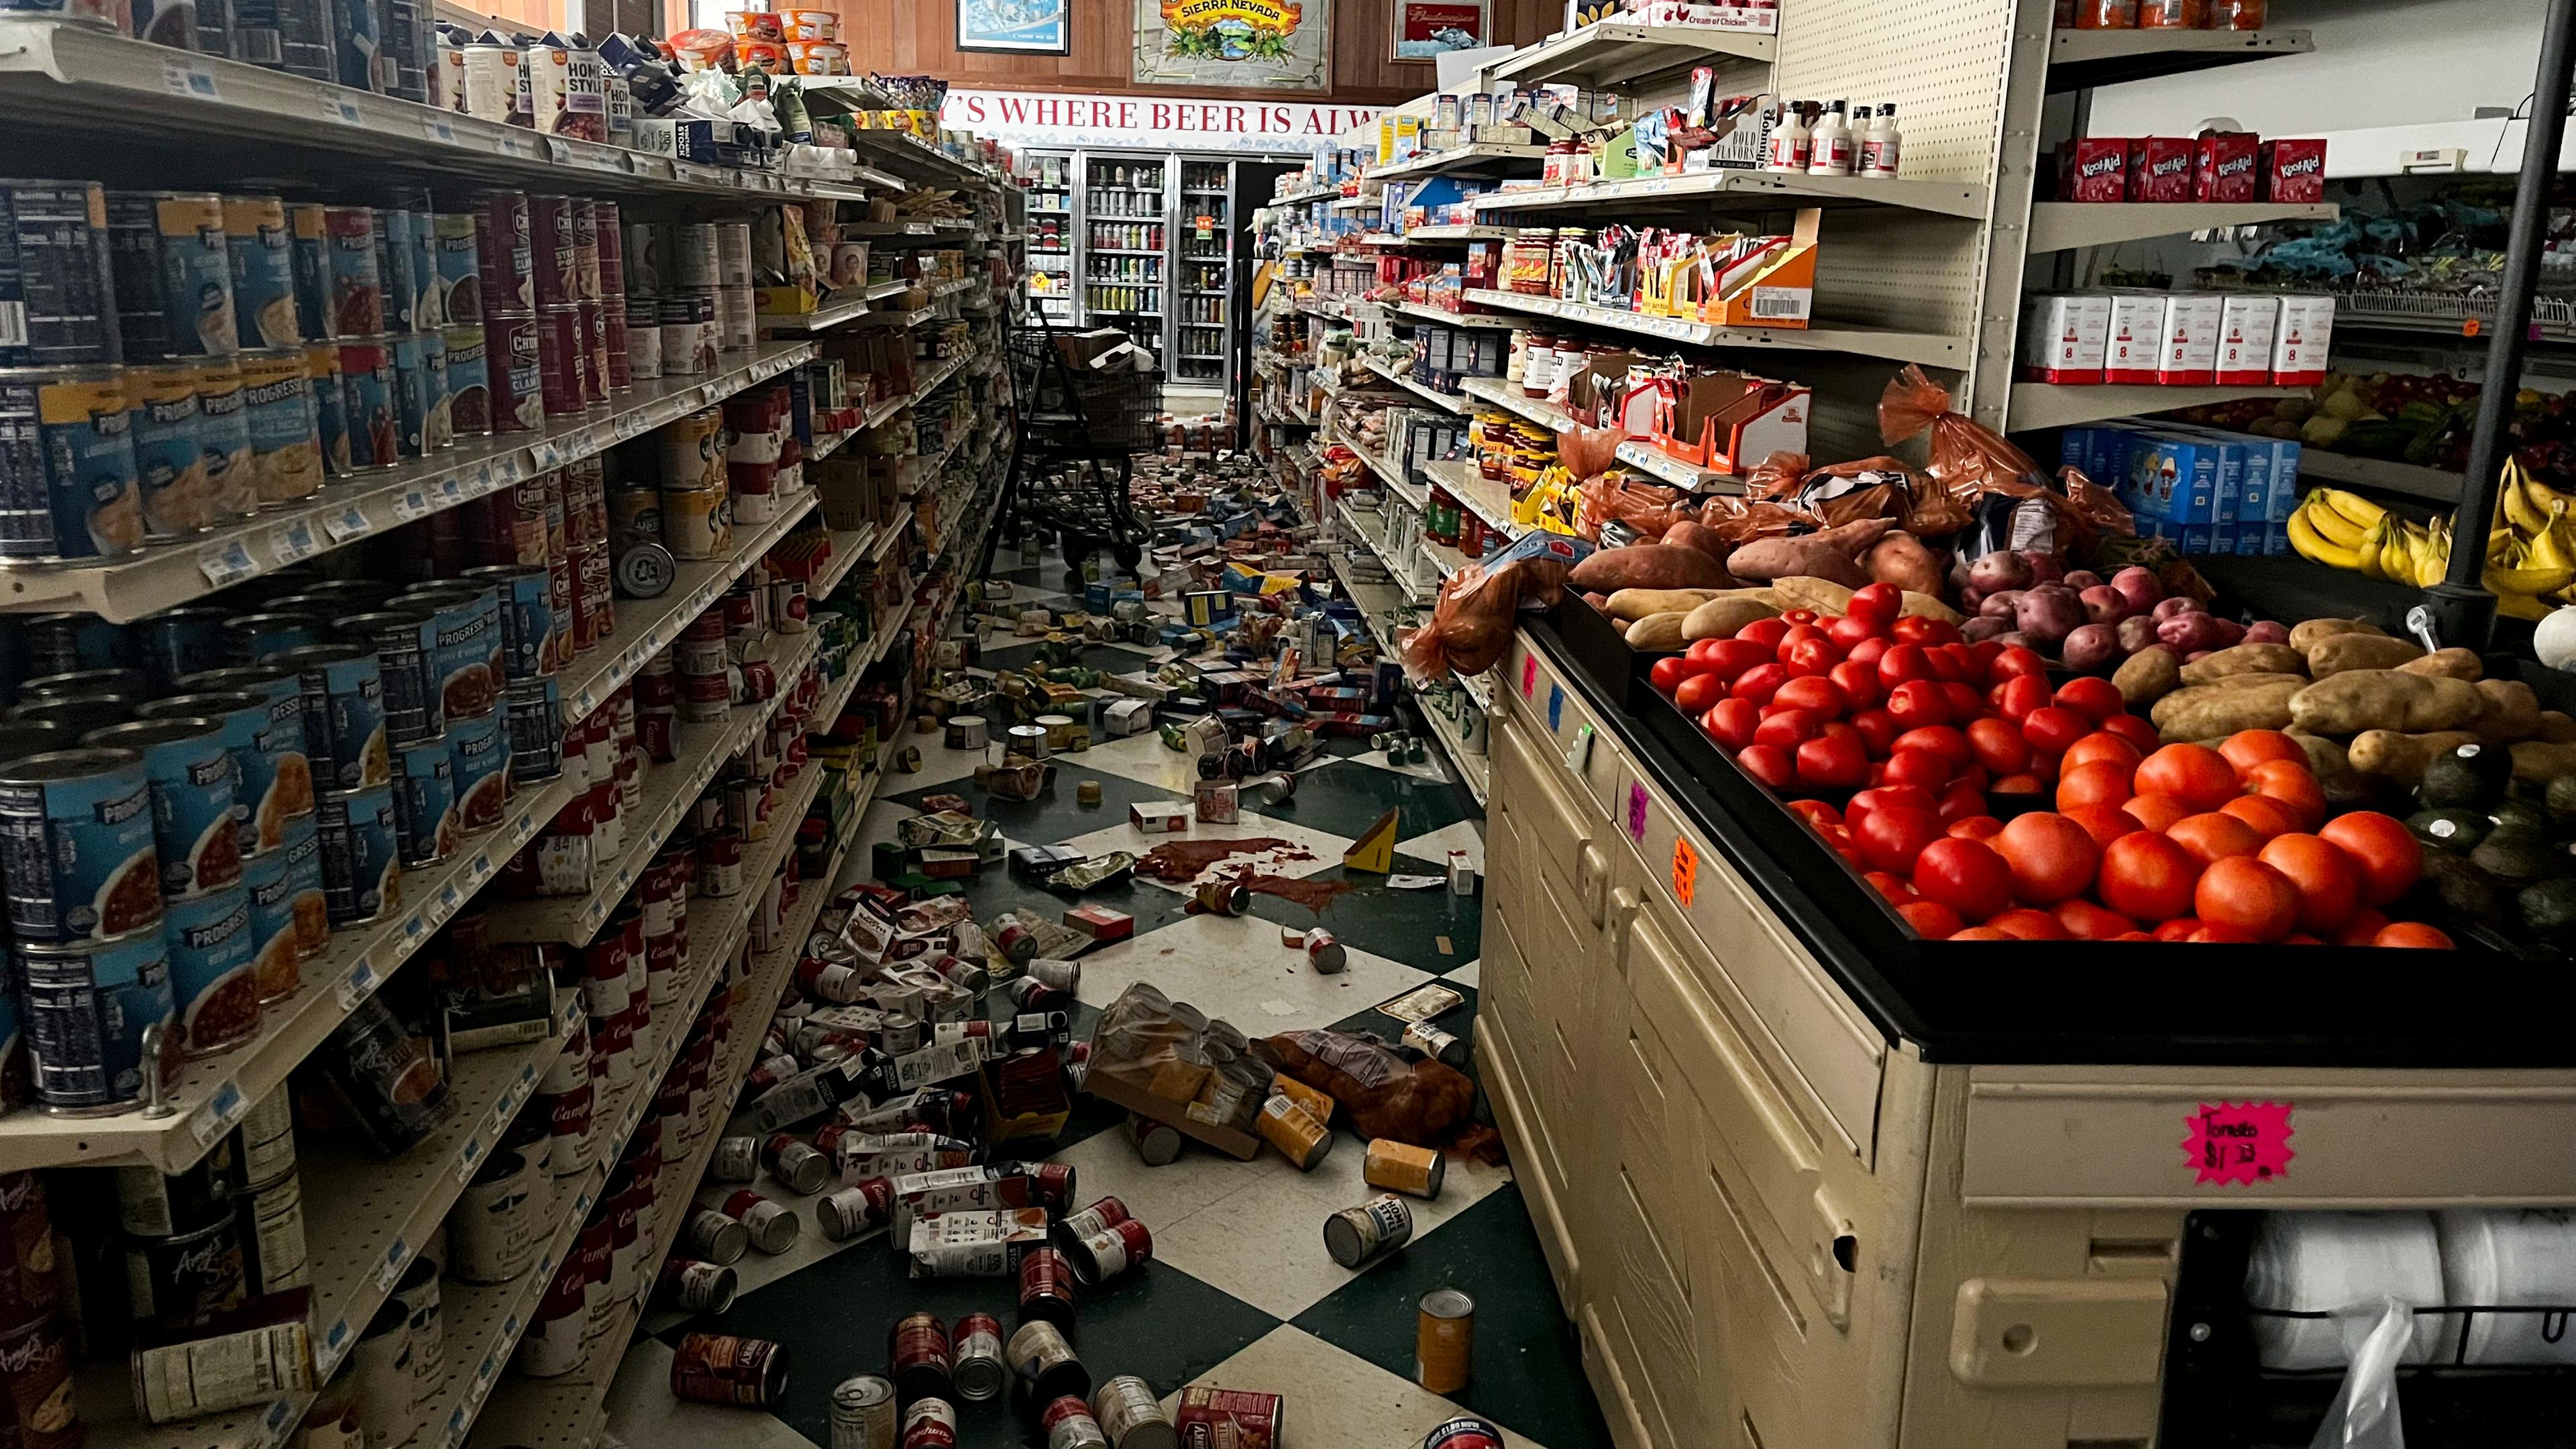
[957,0,1069,54]
[1391,0,1486,58]
[1133,0,1329,91]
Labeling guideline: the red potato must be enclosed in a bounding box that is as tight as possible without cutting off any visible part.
[1980,590,2024,621]
[1962,616,2011,643]
[2013,586,2086,648]
[2063,570,2104,592]
[2151,596,2204,623]
[2111,566,2164,614]
[2244,620,2290,645]
[2157,611,2237,653]
[1968,549,2033,594]
[2061,623,2121,674]
[2023,551,2065,584]
[2080,586,2127,625]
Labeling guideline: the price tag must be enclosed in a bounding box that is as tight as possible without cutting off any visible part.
[545,136,572,165]
[421,111,458,146]
[453,1134,484,1183]
[263,1399,298,1449]
[1626,783,1648,843]
[438,882,462,915]
[1519,655,1538,699]
[268,518,321,566]
[1671,837,1698,907]
[2185,1101,2296,1186]
[494,132,533,159]
[438,475,465,504]
[470,461,496,494]
[493,452,525,484]
[317,85,363,126]
[317,1318,352,1375]
[162,55,221,101]
[335,959,376,1010]
[376,1236,411,1291]
[391,486,433,522]
[322,504,373,543]
[468,852,492,883]
[189,1080,248,1146]
[197,537,258,589]
[530,439,561,470]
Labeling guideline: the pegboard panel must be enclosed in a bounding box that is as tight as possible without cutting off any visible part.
[1799,354,1925,462]
[1809,209,1988,339]
[1771,0,2022,188]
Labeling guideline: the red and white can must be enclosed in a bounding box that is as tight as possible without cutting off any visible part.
[485,309,541,433]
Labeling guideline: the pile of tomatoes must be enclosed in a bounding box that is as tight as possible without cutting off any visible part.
[1646,583,2454,947]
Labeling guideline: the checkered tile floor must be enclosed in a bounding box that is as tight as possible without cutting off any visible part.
[600,551,1608,1449]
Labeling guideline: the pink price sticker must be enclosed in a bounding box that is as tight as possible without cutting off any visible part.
[1626,784,1648,843]
[1520,655,1538,699]
[2183,1101,2296,1186]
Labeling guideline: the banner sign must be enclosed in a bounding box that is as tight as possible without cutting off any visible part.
[940,89,1381,155]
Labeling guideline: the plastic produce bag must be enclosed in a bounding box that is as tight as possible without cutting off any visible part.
[2308,1297,2413,1449]
[1255,1029,1497,1159]
[1576,472,1690,542]
[1403,531,1593,679]
[1880,364,2050,498]
[1560,421,1623,480]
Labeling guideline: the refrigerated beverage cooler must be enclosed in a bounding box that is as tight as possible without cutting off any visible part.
[1024,149,1075,325]
[1174,159,1234,387]
[1082,152,1169,359]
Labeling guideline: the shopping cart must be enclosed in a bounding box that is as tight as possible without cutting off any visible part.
[982,301,1155,576]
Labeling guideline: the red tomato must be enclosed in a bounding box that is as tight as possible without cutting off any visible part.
[1774,623,1827,659]
[2334,908,2391,946]
[2053,898,2137,941]
[1896,899,1964,938]
[2219,728,2308,775]
[1982,907,2065,941]
[1825,614,1878,651]
[2195,857,2301,941]
[1685,637,1731,667]
[1847,707,1898,755]
[2100,713,2161,751]
[2152,917,2204,942]
[1730,662,1790,708]
[2057,759,2136,813]
[2258,833,2361,935]
[1988,645,2047,683]
[2063,803,2143,851]
[1994,812,2102,904]
[1925,644,1970,683]
[2373,921,2456,949]
[1911,837,2015,922]
[1846,582,1902,629]
[2134,743,2241,811]
[1784,637,1843,679]
[1772,675,1848,718]
[2122,792,2195,833]
[2051,675,2124,722]
[1966,639,2006,675]
[1863,870,1917,902]
[1672,673,1725,714]
[1990,772,2046,796]
[1947,926,2015,940]
[1786,799,1844,830]
[1701,699,1759,750]
[1697,638,1772,682]
[2111,931,2156,941]
[1737,616,1791,653]
[2020,705,2090,755]
[1946,814,2004,842]
[1650,657,1690,695]
[1954,764,1990,795]
[2245,759,2328,830]
[2061,733,2143,775]
[2318,811,2422,906]
[1780,609,1817,627]
[1892,725,1970,769]
[1939,680,1986,722]
[1890,615,1957,646]
[1876,643,1935,688]
[1964,716,2030,775]
[2190,923,2257,944]
[1856,805,1944,875]
[2167,812,2264,867]
[1995,673,2051,722]
[2220,794,2304,841]
[1735,743,1794,788]
[1884,678,1949,731]
[2098,831,2202,922]
[1937,782,1989,826]
[1846,785,1937,833]
[1829,660,1882,710]
[1846,635,1891,671]
[1795,733,1869,788]
[1881,748,1951,790]
[1752,708,1822,750]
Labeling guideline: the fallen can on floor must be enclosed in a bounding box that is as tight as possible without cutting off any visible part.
[1324,1193,1414,1269]
[670,1332,787,1406]
[1416,1287,1474,1395]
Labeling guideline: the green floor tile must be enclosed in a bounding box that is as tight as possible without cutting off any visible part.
[1244,852,1482,974]
[1258,759,1475,842]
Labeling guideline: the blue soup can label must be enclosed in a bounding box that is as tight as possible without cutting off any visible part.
[19,933,174,1114]
[144,192,239,358]
[239,840,304,1004]
[0,366,144,562]
[288,204,331,342]
[337,335,396,470]
[127,360,209,541]
[0,747,162,945]
[144,688,314,859]
[193,357,256,523]
[272,643,388,792]
[390,329,425,460]
[316,784,400,926]
[237,346,321,508]
[392,734,458,867]
[440,323,487,435]
[222,612,327,664]
[376,208,417,334]
[447,708,511,833]
[341,606,441,745]
[433,213,480,325]
[223,195,301,350]
[134,608,231,692]
[419,326,450,452]
[408,209,438,329]
[276,810,327,955]
[84,719,241,902]
[396,585,499,723]
[462,565,553,681]
[166,884,260,1059]
[305,341,350,477]
[503,674,563,784]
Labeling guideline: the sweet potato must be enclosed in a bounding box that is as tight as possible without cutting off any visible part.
[2114,646,2184,706]
[2541,711,2576,744]
[1900,591,1962,623]
[1568,545,1735,594]
[2474,678,2543,743]
[1723,518,1896,588]
[1603,587,1731,623]
[2180,643,2306,686]
[2290,616,2386,652]
[2151,676,2304,740]
[1863,531,1943,594]
[2349,730,2483,786]
[1624,612,1689,651]
[1766,577,1856,616]
[2398,648,2483,681]
[1682,594,1782,642]
[2288,670,2483,735]
[2512,741,2576,782]
[2307,633,2425,678]
[1660,520,1731,561]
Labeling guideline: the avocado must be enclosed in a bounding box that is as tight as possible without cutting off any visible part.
[2421,743,2510,808]
[2408,808,2491,856]
[2546,773,2576,830]
[2471,826,2561,887]
[2425,852,2508,920]
[2519,877,2576,943]
[2491,799,2553,839]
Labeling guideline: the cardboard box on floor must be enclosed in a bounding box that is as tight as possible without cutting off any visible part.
[1086,1069,1261,1160]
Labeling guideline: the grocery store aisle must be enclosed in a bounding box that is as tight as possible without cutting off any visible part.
[600,545,1609,1449]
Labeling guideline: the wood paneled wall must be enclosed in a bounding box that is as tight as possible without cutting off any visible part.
[841,0,1564,106]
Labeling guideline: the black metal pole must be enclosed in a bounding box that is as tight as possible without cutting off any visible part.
[2427,0,2576,649]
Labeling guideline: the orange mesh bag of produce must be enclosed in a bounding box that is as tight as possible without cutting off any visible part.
[1576,472,1691,541]
[1255,1029,1503,1162]
[1401,532,1592,678]
[1879,364,2050,500]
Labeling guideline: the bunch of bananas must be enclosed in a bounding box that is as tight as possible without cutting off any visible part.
[2289,475,2576,620]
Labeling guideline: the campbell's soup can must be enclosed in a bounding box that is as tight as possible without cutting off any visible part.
[536,303,582,417]
[484,310,539,433]
[529,195,574,308]
[671,1332,788,1407]
[474,191,534,315]
[1175,1388,1285,1449]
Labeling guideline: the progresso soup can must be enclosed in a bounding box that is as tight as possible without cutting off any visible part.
[374,208,416,334]
[221,194,300,350]
[447,708,510,833]
[323,205,382,337]
[336,334,397,470]
[17,932,172,1114]
[0,365,144,563]
[274,809,327,955]
[193,357,255,523]
[458,565,552,681]
[419,327,449,451]
[125,359,210,541]
[168,665,316,856]
[109,191,237,358]
[237,834,303,1004]
[396,584,501,722]
[315,783,399,925]
[80,718,241,901]
[0,180,119,367]
[237,346,321,508]
[266,641,389,791]
[304,341,350,477]
[389,329,426,459]
[164,883,260,1059]
[433,213,480,325]
[133,605,230,692]
[502,675,560,784]
[441,323,486,435]
[0,747,162,945]
[392,734,457,866]
[338,605,441,746]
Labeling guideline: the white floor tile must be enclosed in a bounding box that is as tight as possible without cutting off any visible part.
[1055,810,1356,896]
[1066,731,1205,794]
[1398,818,1487,876]
[1070,912,1430,1034]
[1347,749,1452,786]
[636,1164,880,1338]
[601,1339,821,1449]
[1444,959,1480,989]
[1048,1116,1275,1228]
[881,730,995,788]
[1167,1326,1551,1449]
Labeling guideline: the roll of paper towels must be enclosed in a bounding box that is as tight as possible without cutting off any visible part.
[2436,1208,2576,1366]
[2245,1211,2449,1370]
